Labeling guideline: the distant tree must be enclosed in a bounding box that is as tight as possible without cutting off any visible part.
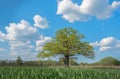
[23,61,39,66]
[93,57,120,66]
[41,60,58,66]
[79,62,86,66]
[16,56,23,66]
[38,27,94,67]
[0,60,7,65]
[8,60,16,66]
[79,62,89,66]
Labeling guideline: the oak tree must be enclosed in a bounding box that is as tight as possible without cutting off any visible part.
[37,27,94,67]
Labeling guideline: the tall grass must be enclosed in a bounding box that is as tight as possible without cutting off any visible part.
[0,67,120,79]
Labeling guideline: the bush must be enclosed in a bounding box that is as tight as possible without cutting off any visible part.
[93,57,120,66]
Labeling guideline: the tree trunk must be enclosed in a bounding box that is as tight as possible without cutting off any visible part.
[65,55,69,67]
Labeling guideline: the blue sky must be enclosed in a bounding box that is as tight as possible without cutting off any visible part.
[0,0,120,63]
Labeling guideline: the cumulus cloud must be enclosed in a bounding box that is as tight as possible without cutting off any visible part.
[33,15,48,29]
[57,0,120,22]
[0,15,51,60]
[5,20,39,41]
[4,19,39,55]
[0,31,6,42]
[90,37,120,52]
[36,36,52,51]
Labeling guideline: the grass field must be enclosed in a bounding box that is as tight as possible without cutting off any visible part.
[0,67,120,79]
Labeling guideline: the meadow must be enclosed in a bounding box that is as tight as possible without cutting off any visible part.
[0,67,120,79]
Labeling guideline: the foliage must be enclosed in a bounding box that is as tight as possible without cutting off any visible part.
[40,60,58,66]
[23,61,40,66]
[0,67,120,79]
[79,62,89,66]
[93,57,120,66]
[38,27,94,66]
[0,59,58,66]
[16,56,23,66]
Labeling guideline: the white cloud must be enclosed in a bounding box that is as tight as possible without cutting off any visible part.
[112,1,120,9]
[9,41,35,55]
[0,31,6,42]
[5,20,39,41]
[0,52,38,61]
[90,37,120,52]
[99,46,111,51]
[0,15,51,60]
[33,15,48,29]
[4,19,41,56]
[100,37,117,46]
[57,0,120,22]
[36,36,52,51]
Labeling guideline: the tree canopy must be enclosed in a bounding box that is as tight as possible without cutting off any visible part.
[16,56,23,66]
[37,27,94,67]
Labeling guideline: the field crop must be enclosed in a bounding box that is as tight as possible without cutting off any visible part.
[0,67,120,79]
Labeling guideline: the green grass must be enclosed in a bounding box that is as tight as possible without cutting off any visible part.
[0,67,120,79]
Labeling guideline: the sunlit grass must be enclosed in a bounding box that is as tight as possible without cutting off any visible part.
[0,67,120,79]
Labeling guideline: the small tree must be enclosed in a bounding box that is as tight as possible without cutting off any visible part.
[37,27,94,67]
[16,56,23,66]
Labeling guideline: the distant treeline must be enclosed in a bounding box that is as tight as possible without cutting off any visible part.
[0,59,58,66]
[0,56,120,66]
[0,56,78,66]
[0,59,78,67]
